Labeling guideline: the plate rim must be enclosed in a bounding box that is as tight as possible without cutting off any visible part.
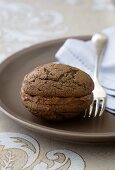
[0,36,115,141]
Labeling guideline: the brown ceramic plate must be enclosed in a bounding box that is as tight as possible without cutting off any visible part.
[0,36,115,143]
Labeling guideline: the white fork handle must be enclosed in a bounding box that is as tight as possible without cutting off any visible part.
[91,33,107,82]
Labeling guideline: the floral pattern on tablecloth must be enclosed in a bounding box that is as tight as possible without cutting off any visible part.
[0,0,68,62]
[0,132,85,170]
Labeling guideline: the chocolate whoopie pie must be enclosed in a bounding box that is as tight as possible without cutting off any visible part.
[21,63,94,120]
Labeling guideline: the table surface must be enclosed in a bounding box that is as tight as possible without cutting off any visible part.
[0,0,115,169]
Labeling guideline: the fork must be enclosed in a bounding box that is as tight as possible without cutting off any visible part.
[86,33,107,117]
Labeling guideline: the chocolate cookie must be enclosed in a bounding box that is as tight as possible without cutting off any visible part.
[21,63,94,120]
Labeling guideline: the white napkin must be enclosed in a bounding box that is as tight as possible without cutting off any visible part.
[55,27,115,114]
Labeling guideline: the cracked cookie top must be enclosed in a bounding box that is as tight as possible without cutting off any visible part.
[21,63,94,97]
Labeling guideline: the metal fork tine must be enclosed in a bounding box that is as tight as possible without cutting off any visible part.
[89,101,94,117]
[84,109,87,117]
[94,99,100,117]
[99,99,106,116]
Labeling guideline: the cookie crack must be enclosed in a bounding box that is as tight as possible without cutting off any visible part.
[39,68,79,82]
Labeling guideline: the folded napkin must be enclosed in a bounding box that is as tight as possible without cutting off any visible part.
[55,27,115,114]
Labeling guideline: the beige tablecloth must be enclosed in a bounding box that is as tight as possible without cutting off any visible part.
[0,0,115,169]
